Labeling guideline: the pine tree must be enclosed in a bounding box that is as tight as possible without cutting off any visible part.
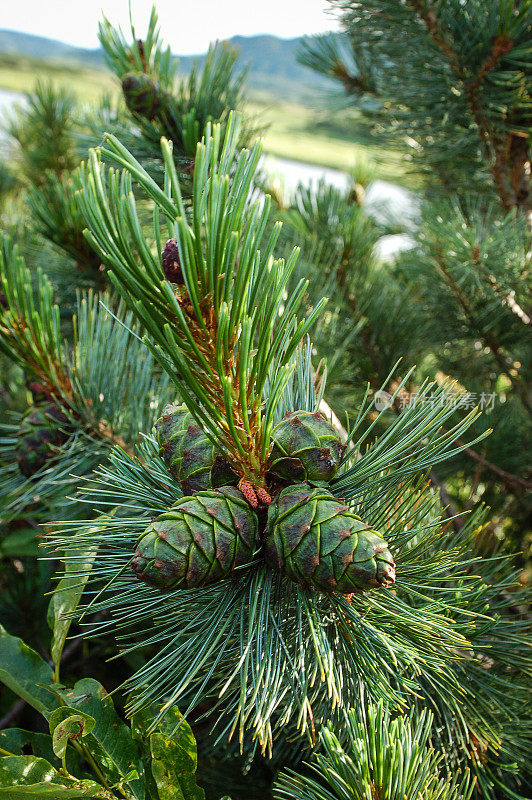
[299,0,531,548]
[0,6,529,800]
[54,116,527,794]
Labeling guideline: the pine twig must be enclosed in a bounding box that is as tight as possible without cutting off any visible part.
[451,435,532,492]
[434,250,531,414]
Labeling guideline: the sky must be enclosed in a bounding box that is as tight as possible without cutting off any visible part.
[1,0,340,54]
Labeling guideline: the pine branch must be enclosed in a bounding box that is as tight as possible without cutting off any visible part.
[319,0,531,211]
[6,80,78,184]
[78,114,326,487]
[26,169,105,286]
[444,432,532,493]
[433,248,531,414]
[97,6,249,174]
[408,0,463,74]
[274,700,474,800]
[0,237,72,400]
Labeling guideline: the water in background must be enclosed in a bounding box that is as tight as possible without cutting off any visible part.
[0,88,24,152]
[261,153,418,260]
[0,88,417,258]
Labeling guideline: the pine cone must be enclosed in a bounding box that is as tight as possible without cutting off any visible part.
[121,72,162,119]
[161,238,183,283]
[131,486,259,589]
[16,403,69,477]
[155,404,238,494]
[265,483,396,593]
[268,410,346,484]
[155,403,191,470]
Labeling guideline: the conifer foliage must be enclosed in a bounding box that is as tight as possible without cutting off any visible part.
[300,0,531,546]
[0,5,530,800]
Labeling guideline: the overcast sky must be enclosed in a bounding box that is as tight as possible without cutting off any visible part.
[2,0,340,54]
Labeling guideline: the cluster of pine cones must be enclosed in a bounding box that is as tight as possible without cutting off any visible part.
[131,405,396,595]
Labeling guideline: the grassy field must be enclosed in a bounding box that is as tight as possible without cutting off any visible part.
[0,54,116,102]
[0,53,408,183]
[246,99,408,183]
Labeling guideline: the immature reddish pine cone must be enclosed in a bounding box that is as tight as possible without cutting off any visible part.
[256,487,272,505]
[161,238,184,284]
[27,381,53,403]
[238,479,258,508]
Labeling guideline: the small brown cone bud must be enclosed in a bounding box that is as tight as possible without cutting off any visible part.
[27,381,53,403]
[238,479,258,508]
[256,487,272,506]
[162,237,184,283]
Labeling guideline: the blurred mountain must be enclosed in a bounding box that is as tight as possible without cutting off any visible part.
[0,30,104,66]
[0,29,335,102]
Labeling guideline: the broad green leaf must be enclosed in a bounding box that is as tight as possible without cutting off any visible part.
[0,788,110,800]
[131,708,163,800]
[0,626,57,717]
[0,755,112,798]
[0,729,81,775]
[60,679,145,800]
[48,546,98,669]
[0,755,56,785]
[149,709,204,800]
[49,708,96,759]
[0,729,57,765]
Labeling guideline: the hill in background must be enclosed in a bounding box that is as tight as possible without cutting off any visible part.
[0,28,335,103]
[0,28,408,182]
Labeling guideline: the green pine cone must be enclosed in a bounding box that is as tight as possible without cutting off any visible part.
[265,483,396,593]
[121,72,162,119]
[155,404,238,494]
[179,423,238,494]
[268,410,346,485]
[16,403,69,478]
[155,403,192,475]
[131,486,259,589]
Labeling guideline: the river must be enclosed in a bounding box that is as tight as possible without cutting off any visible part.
[0,87,416,257]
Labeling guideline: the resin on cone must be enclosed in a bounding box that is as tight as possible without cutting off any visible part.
[131,486,259,589]
[265,483,396,593]
[268,410,346,484]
